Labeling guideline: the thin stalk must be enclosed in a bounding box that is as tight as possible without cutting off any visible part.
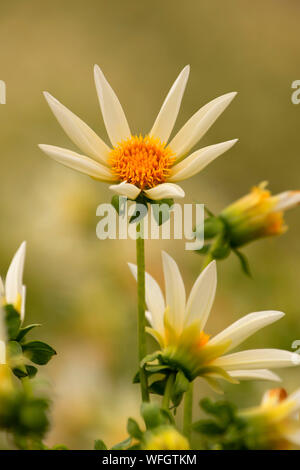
[136,218,149,402]
[162,372,175,410]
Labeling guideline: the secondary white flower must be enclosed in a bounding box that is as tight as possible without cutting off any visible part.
[0,242,26,323]
[129,252,299,386]
[240,387,300,449]
[39,66,237,200]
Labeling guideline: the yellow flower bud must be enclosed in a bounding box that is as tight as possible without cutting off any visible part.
[220,183,300,247]
[143,426,190,450]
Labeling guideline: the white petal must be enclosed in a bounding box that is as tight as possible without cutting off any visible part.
[94,65,131,146]
[39,144,117,182]
[213,349,300,371]
[43,92,111,164]
[169,92,237,159]
[128,263,165,335]
[109,182,141,200]
[161,251,186,333]
[209,311,284,353]
[145,310,153,326]
[169,140,238,182]
[227,369,281,382]
[5,242,26,305]
[185,260,217,331]
[20,285,26,324]
[150,66,190,143]
[274,191,300,212]
[143,183,185,200]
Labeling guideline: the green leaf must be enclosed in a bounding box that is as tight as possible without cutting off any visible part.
[127,418,143,439]
[151,199,174,226]
[94,439,107,450]
[200,398,236,426]
[193,420,225,435]
[23,341,57,365]
[171,371,189,407]
[16,324,41,342]
[111,437,132,450]
[233,249,252,277]
[203,216,224,239]
[52,444,69,450]
[4,305,21,340]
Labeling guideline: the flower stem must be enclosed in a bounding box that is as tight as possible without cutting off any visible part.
[183,382,193,438]
[136,218,149,402]
[162,372,175,410]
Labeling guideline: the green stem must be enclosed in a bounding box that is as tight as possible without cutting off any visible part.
[162,372,175,410]
[183,382,193,438]
[136,218,149,402]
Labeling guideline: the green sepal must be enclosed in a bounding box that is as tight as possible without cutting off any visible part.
[16,324,41,343]
[111,195,124,215]
[194,244,211,255]
[140,351,162,368]
[233,249,252,277]
[94,439,107,450]
[148,378,168,396]
[129,204,148,224]
[4,305,21,340]
[127,418,143,439]
[203,216,225,240]
[171,370,189,407]
[22,341,57,365]
[151,198,174,226]
[133,363,171,384]
[25,365,38,378]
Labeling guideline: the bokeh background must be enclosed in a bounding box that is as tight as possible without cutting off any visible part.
[1,0,300,449]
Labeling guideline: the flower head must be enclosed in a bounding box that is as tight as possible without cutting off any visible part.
[221,182,300,247]
[129,252,299,385]
[240,387,300,449]
[39,66,237,201]
[0,242,26,322]
[142,425,189,450]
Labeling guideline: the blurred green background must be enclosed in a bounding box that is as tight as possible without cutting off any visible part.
[1,0,300,449]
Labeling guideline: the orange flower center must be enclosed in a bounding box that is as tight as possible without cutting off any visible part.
[108,135,175,190]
